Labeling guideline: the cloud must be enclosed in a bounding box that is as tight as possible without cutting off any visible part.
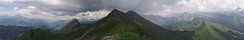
[175,0,241,12]
[0,5,109,21]
[0,0,180,16]
[1,0,244,18]
[102,0,140,11]
[1,0,244,28]
[133,0,244,17]
[0,0,111,28]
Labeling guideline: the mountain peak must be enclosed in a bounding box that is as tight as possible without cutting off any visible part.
[70,19,79,23]
[125,10,141,16]
[59,19,81,33]
[127,10,136,13]
[107,9,125,17]
[16,9,194,40]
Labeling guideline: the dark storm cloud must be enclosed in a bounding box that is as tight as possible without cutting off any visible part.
[0,0,105,16]
[0,0,181,16]
[100,0,181,12]
[4,0,241,16]
[79,0,104,11]
[1,0,243,29]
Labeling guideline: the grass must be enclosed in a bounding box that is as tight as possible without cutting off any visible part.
[15,9,244,40]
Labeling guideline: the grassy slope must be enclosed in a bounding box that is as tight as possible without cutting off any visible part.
[15,9,244,40]
[79,10,155,40]
[193,21,244,40]
[15,9,155,40]
[14,29,51,40]
[15,9,195,40]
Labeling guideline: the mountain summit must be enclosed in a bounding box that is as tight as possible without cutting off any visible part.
[16,9,194,40]
[106,9,124,17]
[59,19,81,33]
[15,9,244,40]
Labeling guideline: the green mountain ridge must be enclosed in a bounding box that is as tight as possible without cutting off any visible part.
[58,19,81,33]
[15,9,244,40]
[193,21,244,40]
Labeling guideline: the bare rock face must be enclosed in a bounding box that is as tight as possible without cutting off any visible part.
[101,34,121,40]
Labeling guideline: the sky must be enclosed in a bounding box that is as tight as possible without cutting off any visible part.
[0,0,244,28]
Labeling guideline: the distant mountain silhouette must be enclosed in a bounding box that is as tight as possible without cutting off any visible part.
[0,25,30,40]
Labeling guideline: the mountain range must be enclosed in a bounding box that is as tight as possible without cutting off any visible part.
[14,9,244,40]
[0,25,30,40]
[144,11,244,32]
[0,15,98,30]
